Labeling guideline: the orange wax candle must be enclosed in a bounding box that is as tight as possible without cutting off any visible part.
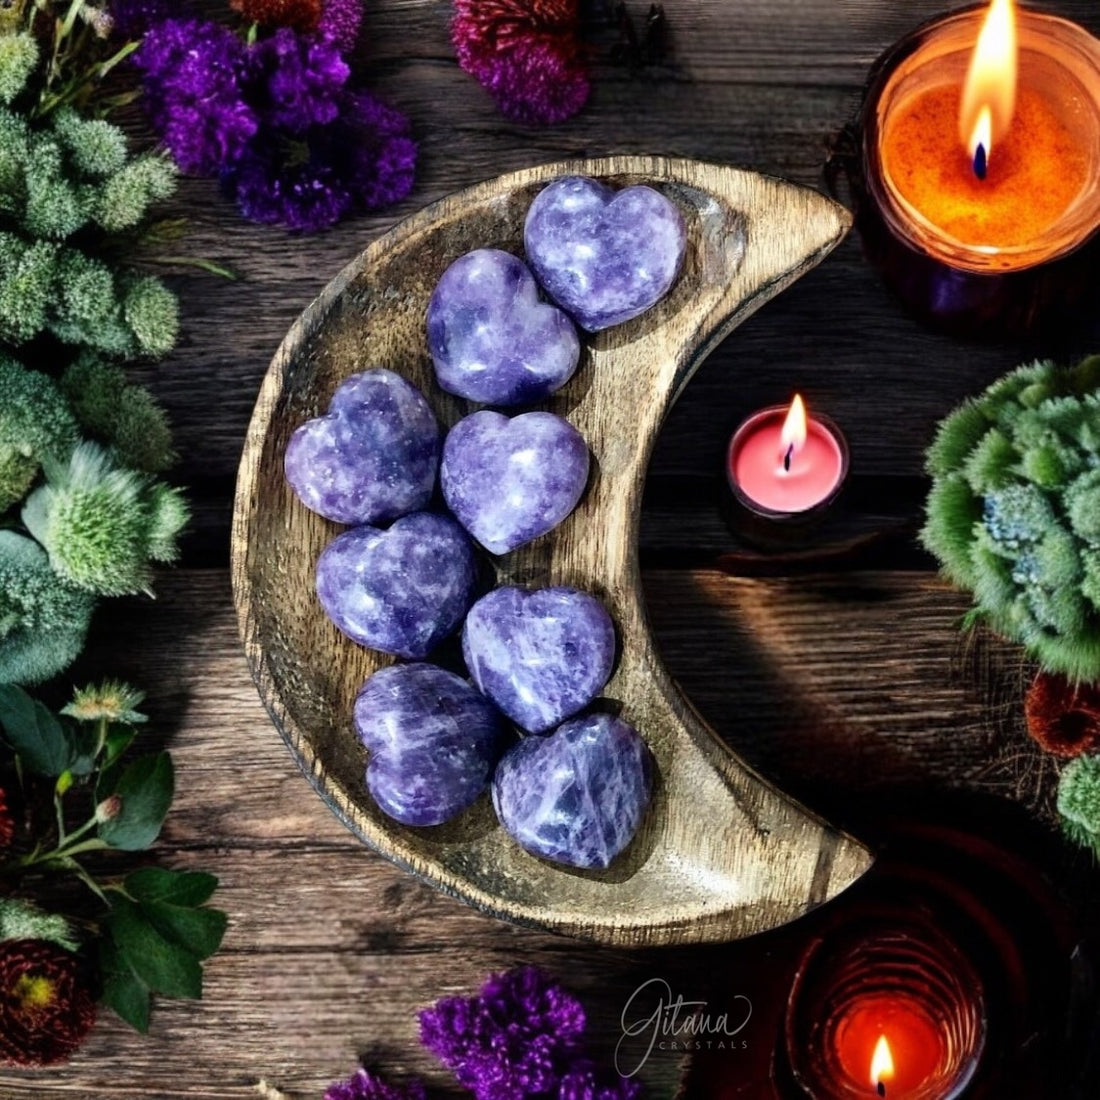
[881,82,1089,251]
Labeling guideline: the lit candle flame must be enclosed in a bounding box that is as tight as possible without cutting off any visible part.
[870,1035,895,1095]
[780,394,807,471]
[959,0,1018,177]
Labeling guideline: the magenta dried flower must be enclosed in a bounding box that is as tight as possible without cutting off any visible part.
[324,1066,428,1100]
[318,0,366,53]
[135,18,257,175]
[420,967,588,1100]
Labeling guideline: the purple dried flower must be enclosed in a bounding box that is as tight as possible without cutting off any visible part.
[249,27,350,133]
[558,1062,643,1100]
[474,35,589,125]
[340,91,417,209]
[135,18,257,174]
[324,1066,428,1100]
[420,967,588,1100]
[109,0,173,38]
[318,0,366,53]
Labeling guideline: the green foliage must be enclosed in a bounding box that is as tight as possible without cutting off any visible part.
[0,352,79,511]
[61,354,175,472]
[122,275,179,357]
[1058,755,1100,857]
[922,356,1100,680]
[96,751,174,851]
[21,442,189,596]
[0,531,94,685]
[0,33,37,106]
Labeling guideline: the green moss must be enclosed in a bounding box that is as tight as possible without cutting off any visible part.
[0,530,94,685]
[92,154,177,232]
[962,427,1015,492]
[122,276,179,358]
[926,399,989,477]
[1058,756,1100,857]
[1065,469,1100,545]
[0,33,37,106]
[921,473,980,587]
[51,108,127,179]
[1083,550,1100,613]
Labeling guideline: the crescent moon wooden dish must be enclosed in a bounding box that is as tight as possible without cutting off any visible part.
[232,156,873,946]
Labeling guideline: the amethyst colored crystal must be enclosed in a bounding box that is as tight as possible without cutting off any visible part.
[426,249,580,406]
[284,369,439,526]
[524,176,687,332]
[492,713,653,869]
[462,586,615,733]
[316,513,476,658]
[441,410,589,555]
[354,663,509,826]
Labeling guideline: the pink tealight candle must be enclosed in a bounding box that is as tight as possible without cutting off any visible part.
[727,395,848,517]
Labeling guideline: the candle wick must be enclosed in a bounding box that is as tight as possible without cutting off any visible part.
[783,443,794,472]
[877,1083,886,1098]
[973,142,988,181]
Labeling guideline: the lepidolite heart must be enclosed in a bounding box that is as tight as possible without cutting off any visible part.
[524,176,687,332]
[284,369,439,525]
[462,585,615,732]
[492,713,654,868]
[316,512,477,658]
[354,663,509,826]
[426,249,580,406]
[441,410,589,555]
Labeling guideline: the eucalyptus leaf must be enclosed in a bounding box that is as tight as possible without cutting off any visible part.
[105,897,202,999]
[0,684,75,776]
[98,752,174,851]
[125,867,218,908]
[145,901,227,960]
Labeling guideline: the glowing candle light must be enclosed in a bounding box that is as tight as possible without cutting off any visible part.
[870,1035,894,1096]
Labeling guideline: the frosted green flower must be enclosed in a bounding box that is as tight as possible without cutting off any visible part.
[61,355,175,473]
[0,234,56,343]
[22,138,86,240]
[0,108,28,203]
[920,473,980,587]
[926,399,989,478]
[1065,469,1100,545]
[51,108,127,179]
[0,353,79,512]
[145,483,189,562]
[961,427,1015,493]
[122,275,179,357]
[55,249,116,330]
[1058,755,1100,857]
[0,33,37,106]
[62,680,147,725]
[0,530,95,685]
[92,154,177,232]
[21,442,187,596]
[0,899,79,953]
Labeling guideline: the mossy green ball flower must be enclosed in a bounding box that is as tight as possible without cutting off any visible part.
[0,353,79,512]
[1057,755,1100,857]
[0,530,95,685]
[0,33,37,106]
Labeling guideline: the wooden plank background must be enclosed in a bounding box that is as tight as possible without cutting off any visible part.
[4,0,1099,1095]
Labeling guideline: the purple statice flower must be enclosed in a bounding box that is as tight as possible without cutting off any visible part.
[108,0,174,38]
[339,91,417,209]
[248,27,349,133]
[420,967,587,1100]
[135,18,257,174]
[318,0,365,53]
[558,1062,643,1100]
[324,1067,428,1100]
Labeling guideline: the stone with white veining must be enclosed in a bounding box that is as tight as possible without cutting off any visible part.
[462,585,615,733]
[426,248,580,405]
[316,512,477,659]
[492,713,653,868]
[284,369,439,525]
[524,176,686,331]
[441,410,589,555]
[355,663,510,827]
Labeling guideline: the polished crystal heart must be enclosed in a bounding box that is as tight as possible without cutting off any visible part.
[284,369,440,525]
[524,176,687,331]
[492,712,653,868]
[462,585,615,733]
[354,663,509,827]
[426,248,580,406]
[316,512,477,658]
[441,410,589,555]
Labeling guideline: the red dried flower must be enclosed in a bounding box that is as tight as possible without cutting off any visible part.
[0,786,13,851]
[451,0,589,125]
[231,0,323,33]
[1025,670,1100,758]
[0,940,96,1067]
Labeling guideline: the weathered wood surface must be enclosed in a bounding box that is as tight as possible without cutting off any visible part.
[4,0,1100,1093]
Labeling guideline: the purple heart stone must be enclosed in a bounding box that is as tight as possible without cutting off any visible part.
[441,410,589,555]
[492,712,654,868]
[426,249,581,406]
[284,369,440,525]
[462,585,615,733]
[316,512,477,658]
[354,663,509,826]
[524,176,687,332]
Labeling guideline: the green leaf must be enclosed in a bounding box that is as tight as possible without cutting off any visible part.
[99,937,151,1033]
[125,867,218,908]
[103,722,136,765]
[145,902,227,960]
[98,752,174,851]
[0,684,75,776]
[105,897,201,999]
